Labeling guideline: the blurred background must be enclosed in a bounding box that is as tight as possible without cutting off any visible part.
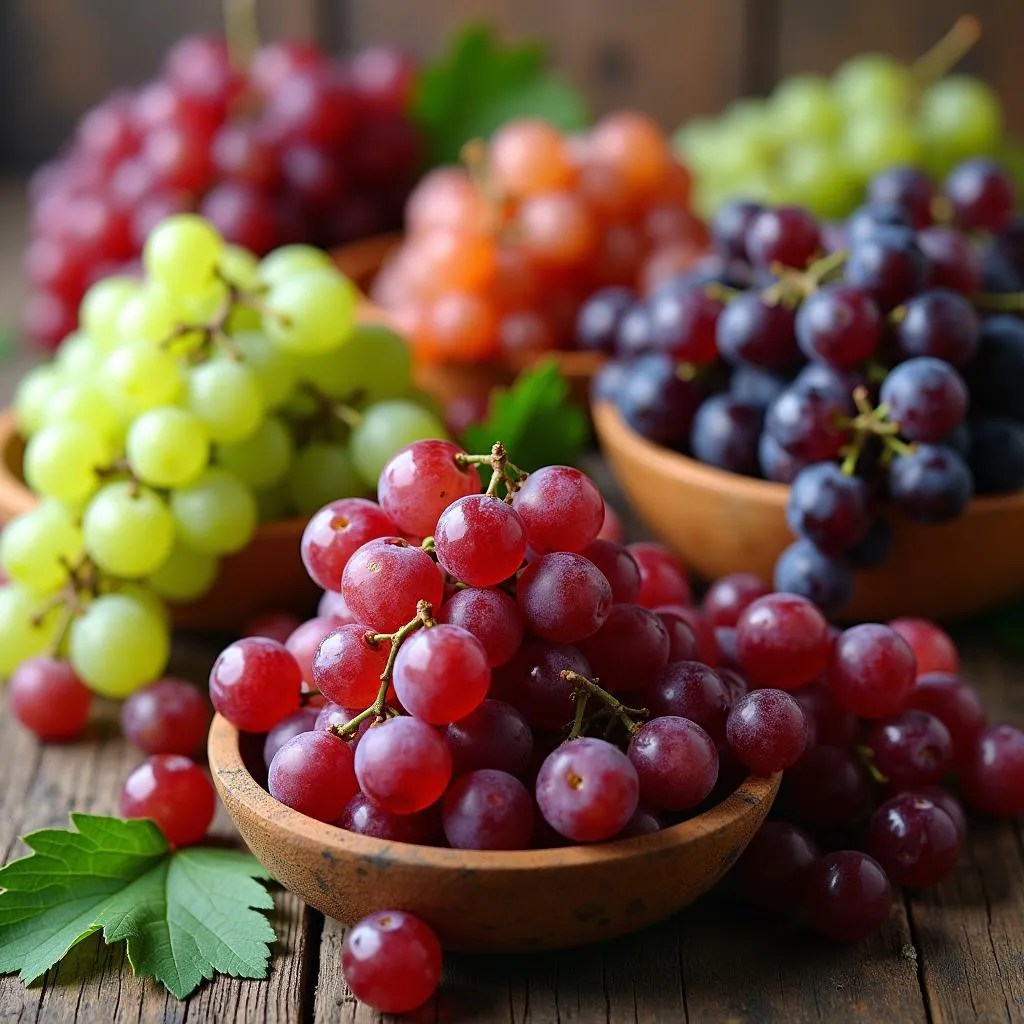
[2,0,1023,169]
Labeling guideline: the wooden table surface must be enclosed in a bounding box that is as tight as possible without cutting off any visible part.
[3,185,1024,1023]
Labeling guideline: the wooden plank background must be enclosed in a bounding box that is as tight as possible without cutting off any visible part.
[1,0,1023,168]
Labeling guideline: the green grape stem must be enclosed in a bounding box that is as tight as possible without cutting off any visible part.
[455,442,528,501]
[566,692,590,741]
[328,600,436,738]
[973,292,1024,311]
[837,385,910,475]
[223,0,260,74]
[560,670,649,736]
[910,15,981,86]
[762,249,849,309]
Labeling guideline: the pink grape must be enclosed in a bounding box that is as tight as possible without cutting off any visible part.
[438,587,524,667]
[702,573,770,627]
[434,494,527,587]
[617,805,666,838]
[120,678,210,756]
[286,616,341,686]
[442,769,535,850]
[597,503,623,541]
[354,717,452,814]
[726,689,809,773]
[263,706,320,768]
[512,466,604,554]
[119,754,216,847]
[736,593,829,690]
[828,624,916,718]
[209,637,302,732]
[627,716,719,811]
[312,623,390,707]
[961,724,1024,816]
[517,552,613,643]
[318,589,357,623]
[888,617,958,675]
[9,657,92,741]
[336,793,441,844]
[629,543,692,607]
[315,703,373,744]
[301,499,398,592]
[445,700,533,778]
[268,730,358,822]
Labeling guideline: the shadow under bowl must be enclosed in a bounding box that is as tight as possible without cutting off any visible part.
[208,712,780,953]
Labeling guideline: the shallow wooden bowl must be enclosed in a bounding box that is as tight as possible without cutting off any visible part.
[593,400,1024,622]
[209,713,779,953]
[332,234,604,408]
[0,410,319,631]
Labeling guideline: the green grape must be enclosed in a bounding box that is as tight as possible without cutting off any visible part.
[187,359,265,443]
[149,540,219,602]
[778,142,858,218]
[171,467,257,555]
[998,139,1024,200]
[920,76,1003,170]
[226,331,300,409]
[44,377,124,443]
[259,244,333,289]
[255,482,294,523]
[299,323,413,403]
[0,584,62,678]
[80,276,142,351]
[104,581,172,628]
[832,53,912,112]
[14,365,65,435]
[104,341,185,417]
[126,407,210,488]
[672,118,722,174]
[842,113,922,181]
[226,303,262,335]
[349,400,448,488]
[264,268,357,354]
[143,214,224,295]
[287,442,365,516]
[68,592,170,697]
[115,283,180,345]
[0,502,83,593]
[216,416,294,490]
[56,331,104,376]
[770,75,843,144]
[24,423,110,504]
[82,481,175,578]
[219,243,260,290]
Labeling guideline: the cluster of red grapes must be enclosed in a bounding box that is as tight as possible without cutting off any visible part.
[370,114,707,364]
[592,157,1024,614]
[25,36,419,349]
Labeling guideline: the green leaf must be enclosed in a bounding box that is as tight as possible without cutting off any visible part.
[462,359,590,472]
[0,814,276,1000]
[412,23,589,167]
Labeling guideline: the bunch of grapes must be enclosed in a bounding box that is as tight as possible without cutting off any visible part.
[25,35,420,349]
[369,113,707,364]
[2,212,450,701]
[594,155,1024,614]
[676,17,1016,220]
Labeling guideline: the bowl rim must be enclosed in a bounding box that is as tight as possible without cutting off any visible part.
[592,399,1024,515]
[209,712,781,871]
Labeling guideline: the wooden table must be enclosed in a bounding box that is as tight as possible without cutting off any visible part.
[3,185,1024,1022]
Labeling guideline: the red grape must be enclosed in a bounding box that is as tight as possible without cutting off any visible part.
[209,637,302,732]
[803,851,892,941]
[580,539,641,603]
[577,603,670,691]
[879,357,968,443]
[442,769,535,850]
[793,684,859,747]
[312,624,390,707]
[945,158,1016,233]
[627,716,719,811]
[517,552,613,643]
[961,724,1024,816]
[785,746,870,826]
[904,672,986,760]
[867,793,960,888]
[643,661,730,741]
[286,616,342,686]
[726,689,809,774]
[888,618,959,676]
[445,699,533,778]
[120,678,210,756]
[437,587,523,667]
[735,594,829,690]
[733,821,819,914]
[512,466,604,555]
[263,706,320,768]
[867,710,953,788]
[492,642,591,732]
[828,624,916,718]
[655,608,700,661]
[434,495,527,588]
[301,498,398,593]
[244,611,304,644]
[336,793,440,844]
[597,503,623,542]
[617,805,667,838]
[9,657,92,741]
[268,730,358,822]
[702,573,769,628]
[745,205,821,270]
[628,543,692,607]
[119,754,216,847]
[354,717,452,814]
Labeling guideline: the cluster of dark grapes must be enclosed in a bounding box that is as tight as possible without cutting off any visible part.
[25,36,420,349]
[587,156,1024,614]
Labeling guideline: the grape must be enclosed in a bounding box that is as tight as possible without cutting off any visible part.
[341,911,442,1015]
[615,303,655,358]
[301,498,398,593]
[378,440,480,540]
[846,201,911,244]
[120,754,216,847]
[842,113,922,180]
[148,540,218,602]
[287,443,364,516]
[81,276,141,349]
[785,746,871,826]
[349,401,448,488]
[759,432,809,484]
[0,502,83,593]
[9,657,92,741]
[575,287,635,354]
[44,378,124,443]
[437,588,523,668]
[867,794,960,888]
[104,342,184,418]
[342,538,444,634]
[726,689,809,774]
[127,407,210,488]
[614,353,701,446]
[590,111,671,194]
[536,738,639,842]
[845,225,927,311]
[733,821,819,914]
[795,285,882,369]
[702,573,769,628]
[337,794,440,844]
[14,365,65,434]
[918,227,982,296]
[969,316,1024,419]
[803,851,892,942]
[968,418,1024,494]
[513,466,604,556]
[442,769,534,850]
[894,290,979,366]
[82,482,175,578]
[889,619,958,676]
[143,214,223,294]
[0,586,63,676]
[264,268,357,354]
[945,158,1015,232]
[287,617,342,685]
[261,706,318,766]
[888,444,973,524]
[445,699,533,778]
[580,540,641,604]
[643,661,730,741]
[744,206,820,270]
[786,463,871,555]
[578,603,670,692]
[689,395,764,475]
[209,637,301,732]
[867,709,952,789]
[961,724,1024,816]
[393,624,490,725]
[647,283,723,365]
[186,359,265,444]
[828,624,916,718]
[69,593,170,698]
[23,422,110,503]
[867,167,935,228]
[765,384,850,463]
[116,678,210,756]
[793,684,859,747]
[115,285,180,345]
[656,609,700,661]
[490,119,573,197]
[735,594,829,690]
[434,495,527,588]
[312,624,389,708]
[492,642,591,732]
[908,786,968,845]
[246,611,304,645]
[712,199,762,260]
[716,293,799,372]
[879,357,968,443]
[517,552,613,644]
[354,716,452,814]
[627,717,719,811]
[617,806,666,839]
[170,468,257,555]
[217,417,293,489]
[229,331,300,409]
[629,543,692,608]
[269,731,358,822]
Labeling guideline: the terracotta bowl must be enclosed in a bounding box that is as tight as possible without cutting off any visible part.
[209,712,779,953]
[332,234,605,408]
[0,410,318,631]
[593,400,1024,622]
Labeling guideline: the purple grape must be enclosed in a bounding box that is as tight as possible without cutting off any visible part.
[774,539,854,616]
[867,166,935,229]
[867,793,961,888]
[786,463,872,553]
[689,394,764,475]
[795,284,882,369]
[888,444,973,523]
[575,286,634,354]
[615,353,701,446]
[846,225,928,311]
[716,292,799,372]
[968,418,1024,493]
[894,289,980,366]
[880,357,969,443]
[712,199,763,260]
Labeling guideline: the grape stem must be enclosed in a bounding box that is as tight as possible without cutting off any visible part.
[837,385,908,475]
[567,692,589,740]
[973,292,1024,311]
[911,15,981,85]
[560,670,648,735]
[223,0,260,74]
[328,600,436,738]
[856,744,890,786]
[763,249,849,309]
[455,442,529,500]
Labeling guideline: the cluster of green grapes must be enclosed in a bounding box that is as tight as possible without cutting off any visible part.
[676,18,1017,219]
[0,214,448,697]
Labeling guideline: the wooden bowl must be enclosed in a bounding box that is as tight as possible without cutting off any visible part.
[332,234,605,408]
[0,410,319,631]
[593,400,1024,622]
[209,713,780,953]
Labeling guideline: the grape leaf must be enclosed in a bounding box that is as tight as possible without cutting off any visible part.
[0,814,275,1000]
[412,23,589,167]
[462,358,590,472]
